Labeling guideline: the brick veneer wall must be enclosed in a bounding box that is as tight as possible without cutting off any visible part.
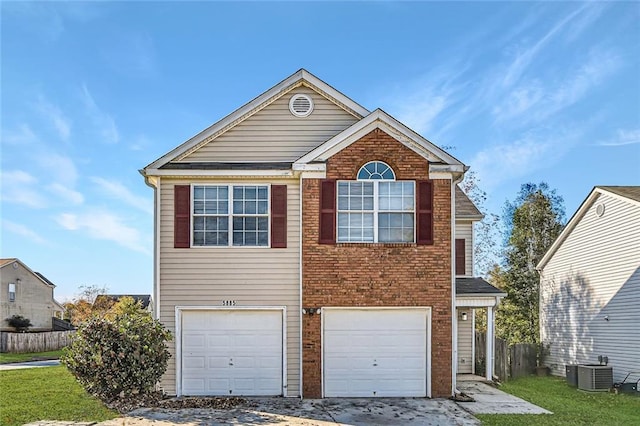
[302,128,453,398]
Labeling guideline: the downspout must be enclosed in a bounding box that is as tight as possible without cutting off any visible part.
[298,173,304,399]
[451,170,465,396]
[141,171,161,320]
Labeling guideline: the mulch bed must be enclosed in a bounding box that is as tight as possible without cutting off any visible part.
[106,392,249,413]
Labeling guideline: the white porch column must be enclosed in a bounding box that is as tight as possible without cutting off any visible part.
[486,306,494,380]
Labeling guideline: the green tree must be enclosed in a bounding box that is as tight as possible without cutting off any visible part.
[459,171,502,277]
[494,182,565,345]
[61,296,171,402]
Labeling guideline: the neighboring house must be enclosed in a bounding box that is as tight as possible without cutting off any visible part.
[538,186,640,383]
[141,69,503,398]
[95,294,153,314]
[0,258,65,331]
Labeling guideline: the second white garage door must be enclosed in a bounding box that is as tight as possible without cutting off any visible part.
[181,309,283,396]
[323,308,429,397]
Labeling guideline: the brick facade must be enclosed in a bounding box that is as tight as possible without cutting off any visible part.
[302,128,453,398]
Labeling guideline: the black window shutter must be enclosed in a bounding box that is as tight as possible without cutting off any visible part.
[319,180,336,244]
[174,185,191,248]
[271,185,287,248]
[455,238,466,275]
[417,180,434,245]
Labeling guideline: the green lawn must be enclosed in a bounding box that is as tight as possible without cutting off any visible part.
[0,350,64,364]
[0,366,118,426]
[477,376,640,425]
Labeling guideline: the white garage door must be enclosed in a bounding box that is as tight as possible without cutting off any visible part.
[181,309,283,396]
[324,308,429,397]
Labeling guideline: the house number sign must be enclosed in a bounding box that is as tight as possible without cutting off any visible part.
[221,300,237,306]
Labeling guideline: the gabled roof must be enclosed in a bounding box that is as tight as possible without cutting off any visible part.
[0,258,17,268]
[293,109,465,171]
[143,69,370,172]
[455,186,483,220]
[0,258,56,288]
[537,186,640,270]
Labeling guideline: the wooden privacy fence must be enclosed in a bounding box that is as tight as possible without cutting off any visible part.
[475,332,535,381]
[0,331,75,353]
[510,342,538,378]
[475,332,509,381]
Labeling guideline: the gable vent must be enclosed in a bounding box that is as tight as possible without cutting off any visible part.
[289,94,314,117]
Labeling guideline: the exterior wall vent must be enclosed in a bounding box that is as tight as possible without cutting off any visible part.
[595,203,605,217]
[289,94,314,117]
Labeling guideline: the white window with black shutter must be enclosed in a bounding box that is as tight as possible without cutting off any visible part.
[173,184,287,249]
[319,161,434,245]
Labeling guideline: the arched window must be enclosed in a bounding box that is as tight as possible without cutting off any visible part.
[357,161,395,180]
[337,161,414,243]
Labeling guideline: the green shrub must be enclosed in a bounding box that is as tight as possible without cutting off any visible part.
[7,315,32,332]
[61,299,171,402]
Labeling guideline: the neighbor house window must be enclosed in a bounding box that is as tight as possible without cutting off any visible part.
[192,185,269,247]
[8,283,15,302]
[337,161,415,243]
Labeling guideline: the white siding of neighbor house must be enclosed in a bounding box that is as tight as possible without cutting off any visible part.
[179,85,359,163]
[455,221,473,276]
[457,309,473,374]
[157,177,301,396]
[540,192,640,383]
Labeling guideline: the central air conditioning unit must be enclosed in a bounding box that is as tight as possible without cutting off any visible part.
[578,365,613,391]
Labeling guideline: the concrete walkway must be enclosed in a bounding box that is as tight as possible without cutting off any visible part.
[456,379,552,415]
[0,360,60,370]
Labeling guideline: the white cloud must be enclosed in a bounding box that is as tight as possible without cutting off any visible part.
[2,219,50,245]
[90,177,153,214]
[56,210,150,254]
[501,4,591,88]
[2,124,39,145]
[470,128,581,190]
[34,95,71,141]
[37,153,78,186]
[598,129,640,147]
[0,170,48,208]
[47,183,84,205]
[80,84,119,144]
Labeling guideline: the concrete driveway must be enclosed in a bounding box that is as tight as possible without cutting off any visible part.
[98,397,480,426]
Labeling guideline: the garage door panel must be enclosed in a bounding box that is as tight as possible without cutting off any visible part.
[181,310,283,396]
[324,309,428,397]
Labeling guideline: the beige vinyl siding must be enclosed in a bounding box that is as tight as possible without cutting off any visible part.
[454,221,473,276]
[158,177,301,396]
[540,193,640,383]
[457,309,473,374]
[180,86,358,163]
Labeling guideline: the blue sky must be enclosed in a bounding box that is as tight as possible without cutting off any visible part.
[1,1,639,301]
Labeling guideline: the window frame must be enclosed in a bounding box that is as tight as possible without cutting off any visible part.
[8,283,15,302]
[190,184,271,248]
[336,162,416,244]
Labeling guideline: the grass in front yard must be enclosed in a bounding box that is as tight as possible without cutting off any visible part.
[0,365,118,426]
[477,375,640,425]
[0,350,64,364]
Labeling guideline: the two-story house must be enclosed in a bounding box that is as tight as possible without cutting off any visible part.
[141,70,504,398]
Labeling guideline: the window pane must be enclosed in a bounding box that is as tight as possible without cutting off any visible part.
[258,200,268,214]
[350,197,363,210]
[193,186,204,199]
[258,217,268,230]
[258,187,268,199]
[338,182,349,195]
[193,232,204,245]
[245,232,257,245]
[258,231,268,245]
[363,183,374,195]
[338,213,348,226]
[233,232,243,245]
[219,187,228,199]
[233,200,243,214]
[338,196,348,210]
[378,213,414,243]
[233,187,243,199]
[245,200,257,214]
[245,186,257,200]
[194,201,204,214]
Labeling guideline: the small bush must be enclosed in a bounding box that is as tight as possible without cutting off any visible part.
[7,315,32,332]
[61,298,171,402]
